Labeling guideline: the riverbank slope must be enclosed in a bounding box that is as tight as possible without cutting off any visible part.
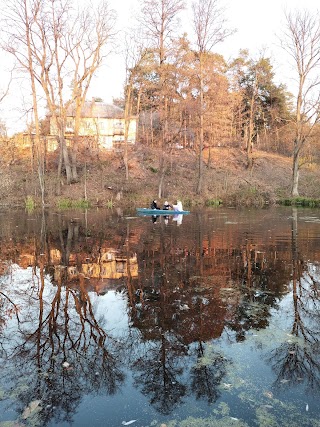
[1,146,320,208]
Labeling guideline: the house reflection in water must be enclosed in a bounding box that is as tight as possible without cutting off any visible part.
[51,248,138,294]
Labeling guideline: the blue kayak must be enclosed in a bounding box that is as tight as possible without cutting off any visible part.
[136,208,190,215]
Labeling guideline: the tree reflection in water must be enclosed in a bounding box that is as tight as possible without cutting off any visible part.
[0,217,125,425]
[11,276,124,425]
[132,334,187,415]
[190,341,228,404]
[1,207,320,426]
[129,221,230,413]
[268,208,320,395]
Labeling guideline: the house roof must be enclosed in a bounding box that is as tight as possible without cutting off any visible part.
[67,100,125,119]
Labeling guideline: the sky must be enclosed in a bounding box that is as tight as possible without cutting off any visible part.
[0,0,319,135]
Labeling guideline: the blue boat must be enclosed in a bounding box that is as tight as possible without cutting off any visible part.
[136,208,190,215]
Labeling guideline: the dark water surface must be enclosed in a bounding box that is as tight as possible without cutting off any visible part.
[0,206,320,427]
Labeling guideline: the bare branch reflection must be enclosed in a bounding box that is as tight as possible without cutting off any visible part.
[0,217,126,425]
[190,341,228,403]
[268,208,320,394]
[0,207,320,425]
[132,334,187,415]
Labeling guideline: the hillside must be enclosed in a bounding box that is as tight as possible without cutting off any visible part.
[1,145,320,209]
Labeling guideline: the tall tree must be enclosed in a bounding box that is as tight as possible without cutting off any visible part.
[192,0,233,195]
[229,50,292,167]
[281,10,320,197]
[2,0,116,189]
[138,0,185,197]
[2,0,45,204]
[196,52,231,165]
[68,1,116,182]
[122,29,147,180]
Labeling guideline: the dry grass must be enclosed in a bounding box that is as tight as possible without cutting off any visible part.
[1,145,319,208]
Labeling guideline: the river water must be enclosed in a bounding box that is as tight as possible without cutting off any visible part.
[0,206,319,427]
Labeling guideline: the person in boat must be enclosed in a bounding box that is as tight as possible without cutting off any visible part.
[163,200,172,210]
[172,200,183,211]
[151,200,160,210]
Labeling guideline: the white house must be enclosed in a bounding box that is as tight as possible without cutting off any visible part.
[50,99,138,150]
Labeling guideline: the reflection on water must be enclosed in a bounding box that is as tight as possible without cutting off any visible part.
[0,207,320,426]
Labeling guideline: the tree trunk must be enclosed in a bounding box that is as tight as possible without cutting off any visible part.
[59,133,73,185]
[291,144,300,196]
[124,83,133,181]
[24,0,45,206]
[196,57,204,195]
[158,155,166,199]
[71,101,80,183]
[246,84,256,170]
[70,149,78,182]
[56,138,63,195]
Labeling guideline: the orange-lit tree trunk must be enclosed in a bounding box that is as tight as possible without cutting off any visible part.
[281,10,320,197]
[192,0,233,195]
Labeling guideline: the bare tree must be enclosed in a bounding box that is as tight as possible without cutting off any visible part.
[2,0,116,191]
[0,68,14,167]
[281,10,320,197]
[121,30,147,180]
[0,68,13,104]
[1,0,46,204]
[68,1,116,182]
[192,0,234,195]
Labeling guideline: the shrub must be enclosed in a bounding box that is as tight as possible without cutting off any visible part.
[277,197,320,207]
[105,199,114,209]
[205,199,223,207]
[225,187,268,207]
[148,166,158,173]
[56,198,91,209]
[25,195,35,212]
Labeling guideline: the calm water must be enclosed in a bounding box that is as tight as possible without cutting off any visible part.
[0,206,320,427]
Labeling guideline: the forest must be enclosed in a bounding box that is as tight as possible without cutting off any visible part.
[1,0,320,208]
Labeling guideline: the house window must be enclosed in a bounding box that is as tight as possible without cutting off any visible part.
[66,120,74,132]
[113,121,124,135]
[116,260,125,273]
